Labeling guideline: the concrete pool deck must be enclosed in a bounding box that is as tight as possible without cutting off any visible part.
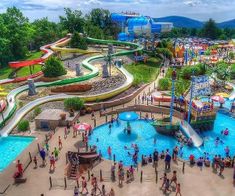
[1,112,235,196]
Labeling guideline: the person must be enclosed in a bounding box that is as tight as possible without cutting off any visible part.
[224,128,229,136]
[205,157,210,167]
[39,148,46,166]
[111,163,116,181]
[197,157,203,170]
[58,136,62,149]
[45,142,50,154]
[102,184,106,196]
[219,158,225,176]
[109,123,112,134]
[49,152,55,171]
[165,152,171,170]
[173,146,179,161]
[160,150,165,159]
[33,156,38,168]
[108,146,112,159]
[91,177,101,195]
[81,176,88,194]
[175,183,182,196]
[148,154,153,163]
[225,146,230,157]
[160,173,167,189]
[54,147,59,160]
[126,169,130,183]
[16,160,23,176]
[129,165,135,181]
[64,127,68,139]
[153,150,159,168]
[170,170,177,187]
[164,179,170,194]
[153,136,157,145]
[73,125,77,137]
[91,111,95,120]
[74,186,79,196]
[109,188,115,196]
[189,154,195,165]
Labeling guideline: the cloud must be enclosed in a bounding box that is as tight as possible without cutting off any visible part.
[0,0,234,22]
[84,0,102,5]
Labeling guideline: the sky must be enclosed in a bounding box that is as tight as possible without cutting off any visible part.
[0,0,235,22]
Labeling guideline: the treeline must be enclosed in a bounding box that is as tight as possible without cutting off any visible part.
[161,19,235,40]
[0,7,119,66]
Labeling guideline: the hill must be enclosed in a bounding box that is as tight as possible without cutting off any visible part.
[154,16,235,29]
[218,19,235,28]
[154,16,203,28]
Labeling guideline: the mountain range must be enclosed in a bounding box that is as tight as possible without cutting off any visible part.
[154,16,235,29]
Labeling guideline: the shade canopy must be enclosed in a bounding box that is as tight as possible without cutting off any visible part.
[74,123,92,132]
[118,111,139,121]
[211,95,224,103]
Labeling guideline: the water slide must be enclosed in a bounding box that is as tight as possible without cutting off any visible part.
[180,120,203,147]
[0,37,143,136]
[0,38,69,85]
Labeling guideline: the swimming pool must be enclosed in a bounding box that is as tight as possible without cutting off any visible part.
[89,113,235,166]
[0,136,35,172]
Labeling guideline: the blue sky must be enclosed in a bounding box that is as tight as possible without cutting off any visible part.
[0,0,234,22]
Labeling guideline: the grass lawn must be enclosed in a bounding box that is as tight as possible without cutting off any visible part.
[124,57,161,85]
[0,51,43,79]
[0,67,12,80]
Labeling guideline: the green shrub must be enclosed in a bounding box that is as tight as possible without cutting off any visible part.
[42,56,67,78]
[18,120,29,132]
[231,64,235,79]
[34,106,42,116]
[158,78,170,90]
[64,97,84,111]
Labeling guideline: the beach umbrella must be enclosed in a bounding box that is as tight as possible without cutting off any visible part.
[215,92,229,98]
[211,95,224,102]
[74,123,92,132]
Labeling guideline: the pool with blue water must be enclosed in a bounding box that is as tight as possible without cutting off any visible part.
[0,136,35,172]
[89,113,235,166]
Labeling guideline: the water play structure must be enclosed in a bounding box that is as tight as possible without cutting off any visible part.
[111,13,173,41]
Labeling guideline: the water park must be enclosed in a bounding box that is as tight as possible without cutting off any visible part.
[0,7,235,196]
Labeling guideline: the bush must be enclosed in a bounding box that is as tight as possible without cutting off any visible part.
[18,120,29,132]
[34,106,42,117]
[70,32,88,50]
[180,65,201,80]
[64,97,84,111]
[158,78,170,90]
[42,56,67,78]
[231,64,235,79]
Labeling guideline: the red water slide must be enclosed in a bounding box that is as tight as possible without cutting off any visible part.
[1,37,69,84]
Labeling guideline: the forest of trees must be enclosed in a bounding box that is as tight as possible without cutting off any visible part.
[0,7,234,67]
[161,19,235,40]
[0,7,120,67]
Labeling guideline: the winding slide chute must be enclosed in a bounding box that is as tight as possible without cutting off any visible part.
[0,37,143,136]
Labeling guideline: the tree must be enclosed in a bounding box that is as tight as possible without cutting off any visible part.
[59,8,84,33]
[0,7,33,65]
[70,32,88,50]
[42,56,67,77]
[201,19,219,40]
[85,8,119,39]
[32,18,62,50]
[64,97,84,111]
